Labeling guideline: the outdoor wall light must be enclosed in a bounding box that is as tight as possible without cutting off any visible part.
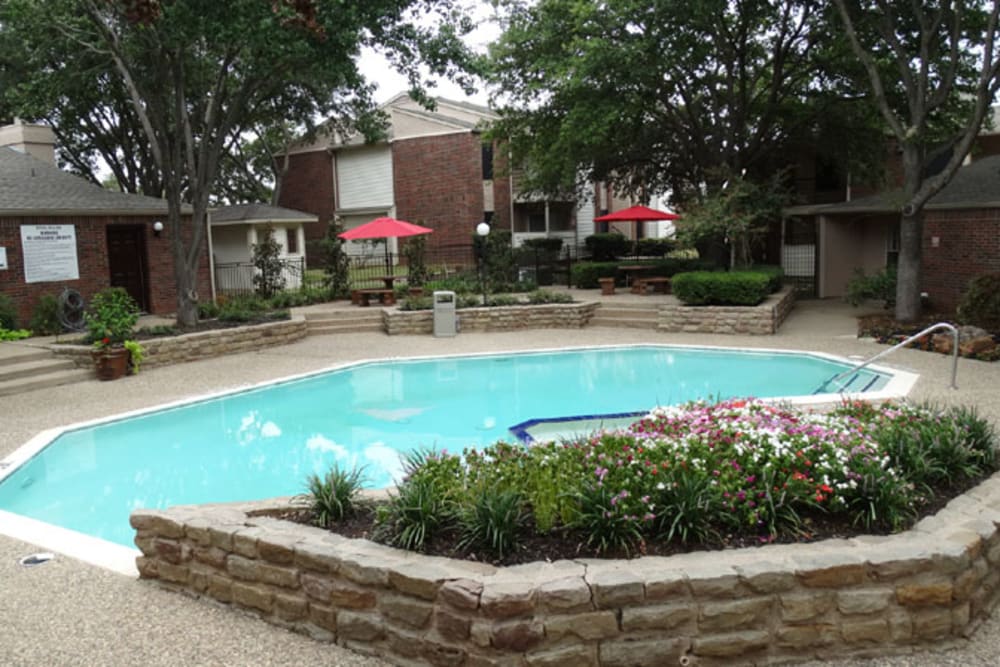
[152,221,164,237]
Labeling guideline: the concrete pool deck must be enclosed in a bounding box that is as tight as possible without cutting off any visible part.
[1,297,999,666]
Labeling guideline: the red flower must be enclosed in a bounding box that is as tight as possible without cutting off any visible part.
[101,337,111,345]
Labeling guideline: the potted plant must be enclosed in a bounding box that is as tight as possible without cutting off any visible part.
[85,287,140,381]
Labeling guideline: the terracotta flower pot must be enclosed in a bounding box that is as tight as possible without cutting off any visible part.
[92,347,130,381]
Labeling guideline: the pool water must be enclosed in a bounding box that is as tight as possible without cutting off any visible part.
[0,345,889,547]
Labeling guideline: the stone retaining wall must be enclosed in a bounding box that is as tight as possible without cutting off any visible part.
[51,317,308,370]
[132,472,1000,666]
[383,302,599,336]
[658,286,796,335]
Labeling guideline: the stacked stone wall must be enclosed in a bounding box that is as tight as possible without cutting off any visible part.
[51,317,308,370]
[658,286,796,335]
[132,473,1000,666]
[383,302,599,336]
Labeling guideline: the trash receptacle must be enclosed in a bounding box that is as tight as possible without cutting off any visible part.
[433,290,457,337]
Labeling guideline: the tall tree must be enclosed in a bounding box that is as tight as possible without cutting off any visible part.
[3,0,475,326]
[486,0,885,205]
[832,0,1000,322]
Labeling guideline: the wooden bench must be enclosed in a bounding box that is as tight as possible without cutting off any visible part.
[633,276,671,295]
[351,288,396,307]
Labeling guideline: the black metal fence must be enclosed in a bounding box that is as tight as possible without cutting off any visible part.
[214,257,306,297]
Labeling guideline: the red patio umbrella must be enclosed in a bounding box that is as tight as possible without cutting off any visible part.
[593,205,680,222]
[339,217,433,273]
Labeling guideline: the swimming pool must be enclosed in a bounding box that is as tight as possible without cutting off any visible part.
[0,345,912,552]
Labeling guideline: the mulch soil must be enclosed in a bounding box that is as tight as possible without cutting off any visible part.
[274,473,988,567]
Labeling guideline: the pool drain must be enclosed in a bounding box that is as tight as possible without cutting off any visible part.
[19,552,54,567]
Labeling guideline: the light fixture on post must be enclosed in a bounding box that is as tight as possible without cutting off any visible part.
[152,221,164,237]
[475,221,491,306]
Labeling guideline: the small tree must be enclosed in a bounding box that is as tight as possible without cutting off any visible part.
[320,218,352,299]
[252,225,285,298]
[680,172,789,269]
[402,234,429,287]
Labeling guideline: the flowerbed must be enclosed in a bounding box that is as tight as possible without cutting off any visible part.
[303,399,997,565]
[858,314,1000,361]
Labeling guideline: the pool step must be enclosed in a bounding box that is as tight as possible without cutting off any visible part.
[303,309,384,336]
[0,350,93,397]
[590,304,659,330]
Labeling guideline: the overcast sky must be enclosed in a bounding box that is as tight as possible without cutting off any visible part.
[356,1,501,106]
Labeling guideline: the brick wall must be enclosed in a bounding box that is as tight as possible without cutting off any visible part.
[392,133,485,252]
[491,144,512,233]
[278,150,334,267]
[923,208,1000,313]
[0,214,209,326]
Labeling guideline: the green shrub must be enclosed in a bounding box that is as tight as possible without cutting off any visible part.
[29,295,62,335]
[251,224,286,298]
[571,484,644,556]
[0,294,18,330]
[521,237,564,254]
[635,238,675,257]
[845,266,896,309]
[402,233,430,287]
[527,289,573,304]
[457,488,525,560]
[198,301,221,320]
[750,264,785,292]
[374,477,452,551]
[571,261,620,288]
[584,233,631,261]
[85,287,140,346]
[0,328,32,341]
[486,294,520,307]
[424,276,478,295]
[957,273,1000,331]
[672,271,771,305]
[398,295,432,311]
[302,466,366,528]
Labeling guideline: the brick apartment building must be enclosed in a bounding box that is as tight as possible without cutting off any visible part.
[0,121,209,326]
[279,94,653,267]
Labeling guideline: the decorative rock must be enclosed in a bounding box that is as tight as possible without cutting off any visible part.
[258,538,296,565]
[526,643,598,667]
[588,568,645,608]
[308,603,337,633]
[600,637,691,667]
[797,563,867,588]
[896,581,953,606]
[960,336,996,356]
[537,576,592,612]
[337,611,385,641]
[837,589,893,615]
[435,607,472,641]
[841,618,890,643]
[912,607,953,639]
[693,630,769,657]
[388,562,449,600]
[379,593,434,629]
[491,620,544,651]
[698,598,772,631]
[544,611,619,640]
[231,581,273,613]
[621,602,694,631]
[440,578,483,611]
[776,623,839,647]
[780,592,834,622]
[274,591,308,621]
[480,582,535,618]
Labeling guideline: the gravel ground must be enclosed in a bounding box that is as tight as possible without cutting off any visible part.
[0,297,998,666]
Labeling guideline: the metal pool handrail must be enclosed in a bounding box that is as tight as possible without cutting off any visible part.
[822,321,959,393]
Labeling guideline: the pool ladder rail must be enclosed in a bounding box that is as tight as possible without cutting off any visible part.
[818,321,959,394]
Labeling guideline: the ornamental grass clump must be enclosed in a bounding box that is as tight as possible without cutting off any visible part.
[335,399,997,561]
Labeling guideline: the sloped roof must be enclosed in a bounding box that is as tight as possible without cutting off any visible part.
[211,203,318,225]
[0,146,172,216]
[786,154,1000,216]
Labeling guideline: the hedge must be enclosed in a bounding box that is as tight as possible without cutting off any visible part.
[748,264,784,292]
[672,271,772,306]
[571,257,716,288]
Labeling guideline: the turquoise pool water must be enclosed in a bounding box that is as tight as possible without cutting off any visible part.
[0,345,889,547]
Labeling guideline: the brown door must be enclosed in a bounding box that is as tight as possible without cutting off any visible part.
[106,225,150,312]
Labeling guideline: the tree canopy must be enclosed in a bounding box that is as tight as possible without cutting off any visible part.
[486,0,885,204]
[1,0,477,325]
[832,0,1000,321]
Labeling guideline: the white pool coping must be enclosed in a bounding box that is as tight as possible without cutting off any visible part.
[0,343,918,575]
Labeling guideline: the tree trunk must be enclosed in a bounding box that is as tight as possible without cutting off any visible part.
[894,209,923,323]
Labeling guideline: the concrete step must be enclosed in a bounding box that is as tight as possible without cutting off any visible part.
[0,357,78,382]
[307,322,385,336]
[0,367,94,397]
[0,348,52,367]
[589,316,660,330]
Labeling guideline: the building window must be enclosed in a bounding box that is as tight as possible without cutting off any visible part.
[886,222,900,266]
[482,144,494,180]
[527,213,546,232]
[286,228,298,254]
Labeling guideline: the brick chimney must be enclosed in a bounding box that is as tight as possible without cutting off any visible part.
[0,119,56,164]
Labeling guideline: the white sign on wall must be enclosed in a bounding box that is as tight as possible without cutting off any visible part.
[20,224,80,283]
[0,247,7,270]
